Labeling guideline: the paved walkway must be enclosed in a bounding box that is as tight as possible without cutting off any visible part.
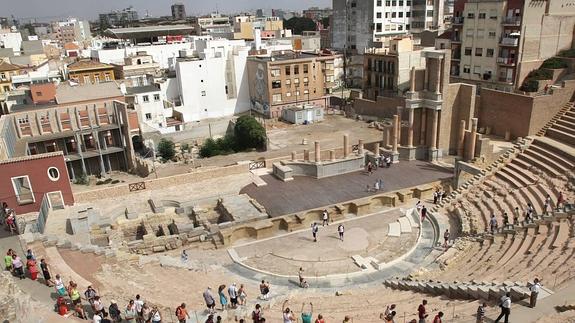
[508,280,575,322]
[241,160,452,216]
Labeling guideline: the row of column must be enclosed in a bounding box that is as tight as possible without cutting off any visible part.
[291,135,366,163]
[388,108,439,151]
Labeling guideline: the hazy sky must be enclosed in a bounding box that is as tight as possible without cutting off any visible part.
[5,0,332,21]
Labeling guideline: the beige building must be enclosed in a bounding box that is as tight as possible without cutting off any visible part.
[448,0,575,91]
[67,60,116,85]
[112,51,160,87]
[0,61,22,94]
[247,51,341,118]
[233,16,284,40]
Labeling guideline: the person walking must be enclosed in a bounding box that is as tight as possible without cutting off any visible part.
[251,304,263,323]
[311,222,319,242]
[338,224,345,241]
[544,195,552,215]
[175,303,189,323]
[134,294,144,323]
[298,267,309,288]
[374,180,380,191]
[557,191,565,211]
[489,214,498,234]
[495,292,511,323]
[476,302,486,323]
[367,161,373,175]
[54,274,67,297]
[204,287,216,313]
[4,249,13,271]
[421,206,428,222]
[322,210,329,226]
[443,229,450,249]
[513,207,520,226]
[530,278,542,308]
[84,286,98,305]
[218,284,228,310]
[40,258,54,287]
[92,296,105,316]
[417,300,428,323]
[259,281,270,300]
[228,283,238,308]
[68,282,81,306]
[433,190,439,204]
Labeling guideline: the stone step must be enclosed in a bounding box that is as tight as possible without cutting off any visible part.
[397,216,413,233]
[547,128,575,147]
[388,222,401,237]
[554,123,575,136]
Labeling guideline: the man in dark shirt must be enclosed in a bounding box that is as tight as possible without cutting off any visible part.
[418,299,428,323]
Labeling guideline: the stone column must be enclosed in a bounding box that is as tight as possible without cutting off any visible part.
[374,142,380,157]
[467,118,478,161]
[343,134,349,157]
[384,127,391,149]
[396,106,402,145]
[330,150,335,161]
[392,114,399,154]
[457,120,466,158]
[424,66,429,91]
[304,149,310,161]
[407,108,414,147]
[358,139,364,155]
[435,58,443,94]
[291,151,297,161]
[410,66,416,92]
[430,110,438,150]
[419,109,427,146]
[314,141,321,163]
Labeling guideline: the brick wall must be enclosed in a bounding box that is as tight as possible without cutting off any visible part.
[352,96,405,118]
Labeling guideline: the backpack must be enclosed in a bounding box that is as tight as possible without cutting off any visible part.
[252,310,260,321]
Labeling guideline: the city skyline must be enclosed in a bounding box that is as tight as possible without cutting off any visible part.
[4,0,332,21]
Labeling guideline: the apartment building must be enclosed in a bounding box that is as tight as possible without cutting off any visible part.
[112,51,161,87]
[0,61,23,94]
[67,60,116,85]
[449,0,575,91]
[247,51,341,118]
[171,3,187,20]
[233,16,284,40]
[363,37,427,99]
[99,7,139,28]
[50,18,91,46]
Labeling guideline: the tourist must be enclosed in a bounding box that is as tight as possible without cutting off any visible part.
[282,300,296,323]
[109,300,121,322]
[384,311,397,323]
[203,287,216,313]
[338,224,345,241]
[315,313,325,323]
[526,203,534,222]
[502,213,509,227]
[417,300,428,323]
[443,229,450,248]
[101,312,112,323]
[141,303,151,322]
[11,254,24,279]
[93,311,103,323]
[489,214,498,234]
[311,222,319,242]
[383,304,396,319]
[513,207,520,226]
[124,299,137,323]
[68,282,81,306]
[55,274,67,296]
[238,284,248,305]
[218,284,228,310]
[301,302,313,323]
[205,314,214,323]
[134,294,144,322]
[476,302,486,323]
[416,201,422,213]
[4,249,13,271]
[433,190,439,204]
[544,195,552,215]
[228,283,238,308]
[84,286,98,305]
[343,315,352,322]
[322,210,329,226]
[26,255,38,281]
[56,296,69,316]
[181,250,188,263]
[6,211,16,234]
[367,161,373,175]
[176,303,189,323]
[421,206,428,222]
[92,296,105,316]
[379,178,384,190]
[298,267,309,288]
[150,306,162,323]
[75,303,88,319]
[530,278,542,308]
[432,312,443,323]
[26,249,36,260]
[260,280,270,300]
[386,156,392,168]
[252,304,263,323]
[494,292,511,323]
[40,258,54,287]
[375,180,380,191]
[557,191,565,211]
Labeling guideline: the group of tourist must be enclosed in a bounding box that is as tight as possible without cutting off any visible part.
[310,211,346,243]
[4,248,43,281]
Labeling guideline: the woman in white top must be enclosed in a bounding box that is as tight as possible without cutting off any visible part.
[150,306,162,323]
[282,300,295,323]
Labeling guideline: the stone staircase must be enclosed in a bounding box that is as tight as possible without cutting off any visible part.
[383,278,554,302]
[537,102,573,136]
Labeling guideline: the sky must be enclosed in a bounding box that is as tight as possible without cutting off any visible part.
[4,0,332,21]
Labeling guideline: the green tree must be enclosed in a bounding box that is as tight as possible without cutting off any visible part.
[157,138,176,161]
[199,138,220,158]
[284,17,317,35]
[234,115,267,151]
[321,17,330,28]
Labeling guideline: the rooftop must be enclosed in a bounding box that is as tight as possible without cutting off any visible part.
[126,85,160,95]
[0,151,64,165]
[104,25,195,39]
[67,60,113,71]
[251,50,329,62]
[56,82,124,104]
[0,61,22,72]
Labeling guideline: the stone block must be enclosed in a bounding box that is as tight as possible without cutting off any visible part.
[152,246,166,253]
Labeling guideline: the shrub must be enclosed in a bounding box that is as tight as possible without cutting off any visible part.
[157,138,176,161]
[199,138,221,158]
[541,57,567,69]
[520,79,539,92]
[559,48,575,58]
[234,115,267,151]
[527,69,553,80]
[74,173,89,185]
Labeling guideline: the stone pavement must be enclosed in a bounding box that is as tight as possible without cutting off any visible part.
[509,280,575,322]
[241,160,452,216]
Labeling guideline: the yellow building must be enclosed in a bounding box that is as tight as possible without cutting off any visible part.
[233,17,284,40]
[0,61,22,94]
[67,60,116,85]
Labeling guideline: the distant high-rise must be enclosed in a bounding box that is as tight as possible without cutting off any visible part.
[99,7,139,28]
[171,3,187,20]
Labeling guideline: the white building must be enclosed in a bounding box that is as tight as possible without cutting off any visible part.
[0,28,23,55]
[174,39,251,121]
[125,85,182,134]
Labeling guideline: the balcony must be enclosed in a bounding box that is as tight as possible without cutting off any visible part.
[497,57,516,66]
[501,16,521,26]
[452,17,464,24]
[500,37,519,46]
[451,36,461,43]
[499,77,514,84]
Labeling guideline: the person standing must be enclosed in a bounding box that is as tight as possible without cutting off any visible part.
[40,259,54,287]
[443,229,450,249]
[374,180,380,191]
[311,222,319,242]
[109,300,121,323]
[417,300,428,323]
[92,296,105,316]
[433,191,438,204]
[68,282,81,306]
[476,302,486,323]
[557,191,565,211]
[228,283,238,308]
[218,284,228,310]
[11,254,24,279]
[530,278,542,308]
[134,294,144,323]
[252,304,263,323]
[54,274,67,296]
[150,306,162,323]
[301,302,313,323]
[124,300,137,323]
[495,292,511,323]
[322,210,329,226]
[338,224,345,241]
[84,286,98,305]
[544,195,552,215]
[513,207,520,226]
[175,303,189,323]
[204,287,216,313]
[432,312,443,323]
[282,301,295,323]
[26,255,38,281]
[238,284,248,306]
[489,214,498,234]
[421,206,428,222]
[4,249,13,271]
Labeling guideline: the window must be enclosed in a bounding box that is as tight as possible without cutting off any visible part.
[83,75,91,84]
[286,79,291,85]
[399,12,403,18]
[477,29,484,38]
[488,31,496,38]
[392,1,396,5]
[303,64,309,74]
[294,78,300,84]
[478,12,486,19]
[201,91,206,96]
[489,10,497,19]
[296,90,300,96]
[385,1,390,5]
[271,69,280,77]
[464,47,472,56]
[376,23,382,32]
[143,95,149,103]
[466,29,474,37]
[35,91,42,97]
[47,167,60,181]
[145,113,152,120]
[285,66,291,75]
[377,0,382,5]
[475,48,483,57]
[286,92,291,97]
[474,66,481,74]
[463,65,471,73]
[406,12,410,18]
[104,73,111,81]
[154,94,160,101]
[467,12,475,19]
[303,89,309,94]
[385,12,390,18]
[294,65,299,74]
[377,12,382,18]
[392,12,396,18]
[94,75,100,83]
[272,93,282,102]
[486,48,494,57]
[12,176,34,205]
[272,80,281,89]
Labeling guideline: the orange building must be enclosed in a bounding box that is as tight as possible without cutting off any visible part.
[67,60,115,85]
